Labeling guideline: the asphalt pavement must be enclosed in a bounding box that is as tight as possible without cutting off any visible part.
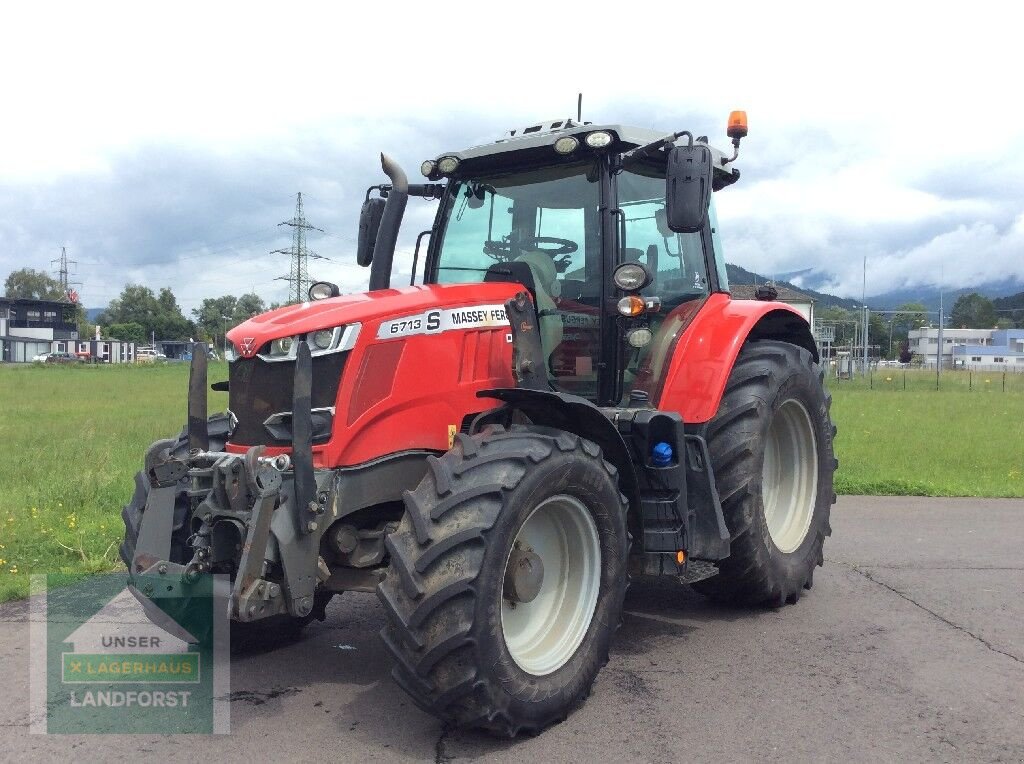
[2,495,1022,762]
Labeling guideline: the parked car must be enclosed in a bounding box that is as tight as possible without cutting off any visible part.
[136,347,167,363]
[32,352,52,362]
[44,352,82,364]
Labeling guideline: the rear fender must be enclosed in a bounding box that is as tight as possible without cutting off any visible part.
[474,388,640,515]
[656,294,817,424]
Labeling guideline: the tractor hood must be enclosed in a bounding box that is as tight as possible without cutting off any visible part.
[226,282,522,360]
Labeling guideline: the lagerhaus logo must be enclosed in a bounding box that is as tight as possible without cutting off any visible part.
[30,573,230,734]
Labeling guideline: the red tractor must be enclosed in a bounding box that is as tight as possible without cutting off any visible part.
[121,112,835,736]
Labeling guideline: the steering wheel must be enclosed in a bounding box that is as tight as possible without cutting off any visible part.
[523,236,578,256]
[483,236,579,262]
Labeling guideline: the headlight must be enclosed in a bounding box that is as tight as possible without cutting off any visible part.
[312,329,334,350]
[626,327,653,348]
[437,156,460,174]
[257,324,361,362]
[613,262,652,291]
[270,337,293,357]
[420,160,437,177]
[308,281,340,301]
[554,136,579,155]
[585,130,613,148]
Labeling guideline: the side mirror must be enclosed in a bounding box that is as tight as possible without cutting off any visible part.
[356,197,386,267]
[665,143,712,233]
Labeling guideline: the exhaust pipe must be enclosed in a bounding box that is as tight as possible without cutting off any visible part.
[187,342,209,452]
[368,153,408,291]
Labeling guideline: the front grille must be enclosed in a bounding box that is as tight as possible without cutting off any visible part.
[229,352,348,446]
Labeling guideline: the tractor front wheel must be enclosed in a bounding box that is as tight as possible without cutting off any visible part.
[693,340,836,607]
[378,425,628,736]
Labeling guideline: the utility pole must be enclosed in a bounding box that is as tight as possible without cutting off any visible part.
[51,246,81,301]
[936,284,944,386]
[272,193,325,304]
[861,255,868,376]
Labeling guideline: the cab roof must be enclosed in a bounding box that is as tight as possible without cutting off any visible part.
[433,119,738,187]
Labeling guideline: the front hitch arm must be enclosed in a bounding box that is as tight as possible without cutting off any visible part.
[187,341,209,452]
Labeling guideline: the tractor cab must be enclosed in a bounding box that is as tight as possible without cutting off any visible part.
[361,119,742,406]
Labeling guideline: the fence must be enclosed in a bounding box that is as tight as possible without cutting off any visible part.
[830,367,1024,393]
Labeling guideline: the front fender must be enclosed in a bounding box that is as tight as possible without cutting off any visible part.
[656,293,817,424]
[475,388,640,516]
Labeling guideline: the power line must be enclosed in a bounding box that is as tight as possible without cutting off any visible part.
[272,192,325,304]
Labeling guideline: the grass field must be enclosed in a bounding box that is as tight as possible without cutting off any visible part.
[829,371,1024,495]
[0,363,1021,602]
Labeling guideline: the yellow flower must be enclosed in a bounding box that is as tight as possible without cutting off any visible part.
[0,559,6,566]
[8,567,17,574]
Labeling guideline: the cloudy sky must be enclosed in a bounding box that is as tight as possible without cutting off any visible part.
[1,1,1021,315]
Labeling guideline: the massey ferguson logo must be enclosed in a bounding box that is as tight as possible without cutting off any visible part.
[240,337,257,356]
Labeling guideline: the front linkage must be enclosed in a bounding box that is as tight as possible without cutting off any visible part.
[128,343,335,623]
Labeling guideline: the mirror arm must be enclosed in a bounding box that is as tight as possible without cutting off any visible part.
[621,130,693,170]
[366,183,444,201]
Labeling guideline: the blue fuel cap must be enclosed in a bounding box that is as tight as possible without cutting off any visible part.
[652,441,673,467]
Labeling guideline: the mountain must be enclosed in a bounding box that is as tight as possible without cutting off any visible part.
[726,264,1024,315]
[993,291,1024,322]
[867,278,1024,313]
[85,307,105,321]
[725,264,860,310]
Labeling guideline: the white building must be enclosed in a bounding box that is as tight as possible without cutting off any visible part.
[951,329,1024,371]
[908,327,995,368]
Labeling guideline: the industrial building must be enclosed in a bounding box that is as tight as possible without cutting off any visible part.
[909,327,1024,370]
[0,297,136,363]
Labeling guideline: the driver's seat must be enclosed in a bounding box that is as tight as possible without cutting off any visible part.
[513,251,564,361]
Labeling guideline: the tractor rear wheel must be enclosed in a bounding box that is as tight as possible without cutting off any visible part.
[378,425,628,736]
[693,340,836,607]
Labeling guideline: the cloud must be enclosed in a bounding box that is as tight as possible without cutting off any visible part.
[1,0,1022,312]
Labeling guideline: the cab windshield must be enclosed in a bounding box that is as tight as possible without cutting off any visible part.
[434,162,604,397]
[434,162,601,288]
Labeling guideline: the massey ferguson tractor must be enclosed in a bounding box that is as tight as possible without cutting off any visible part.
[121,112,836,736]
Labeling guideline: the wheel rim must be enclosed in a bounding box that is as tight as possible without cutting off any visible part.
[500,495,601,676]
[762,398,818,553]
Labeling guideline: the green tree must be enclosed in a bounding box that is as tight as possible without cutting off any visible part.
[106,322,146,343]
[4,268,65,300]
[866,310,887,356]
[193,296,238,347]
[233,293,266,323]
[155,288,193,340]
[951,292,996,328]
[98,284,193,341]
[193,293,267,349]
